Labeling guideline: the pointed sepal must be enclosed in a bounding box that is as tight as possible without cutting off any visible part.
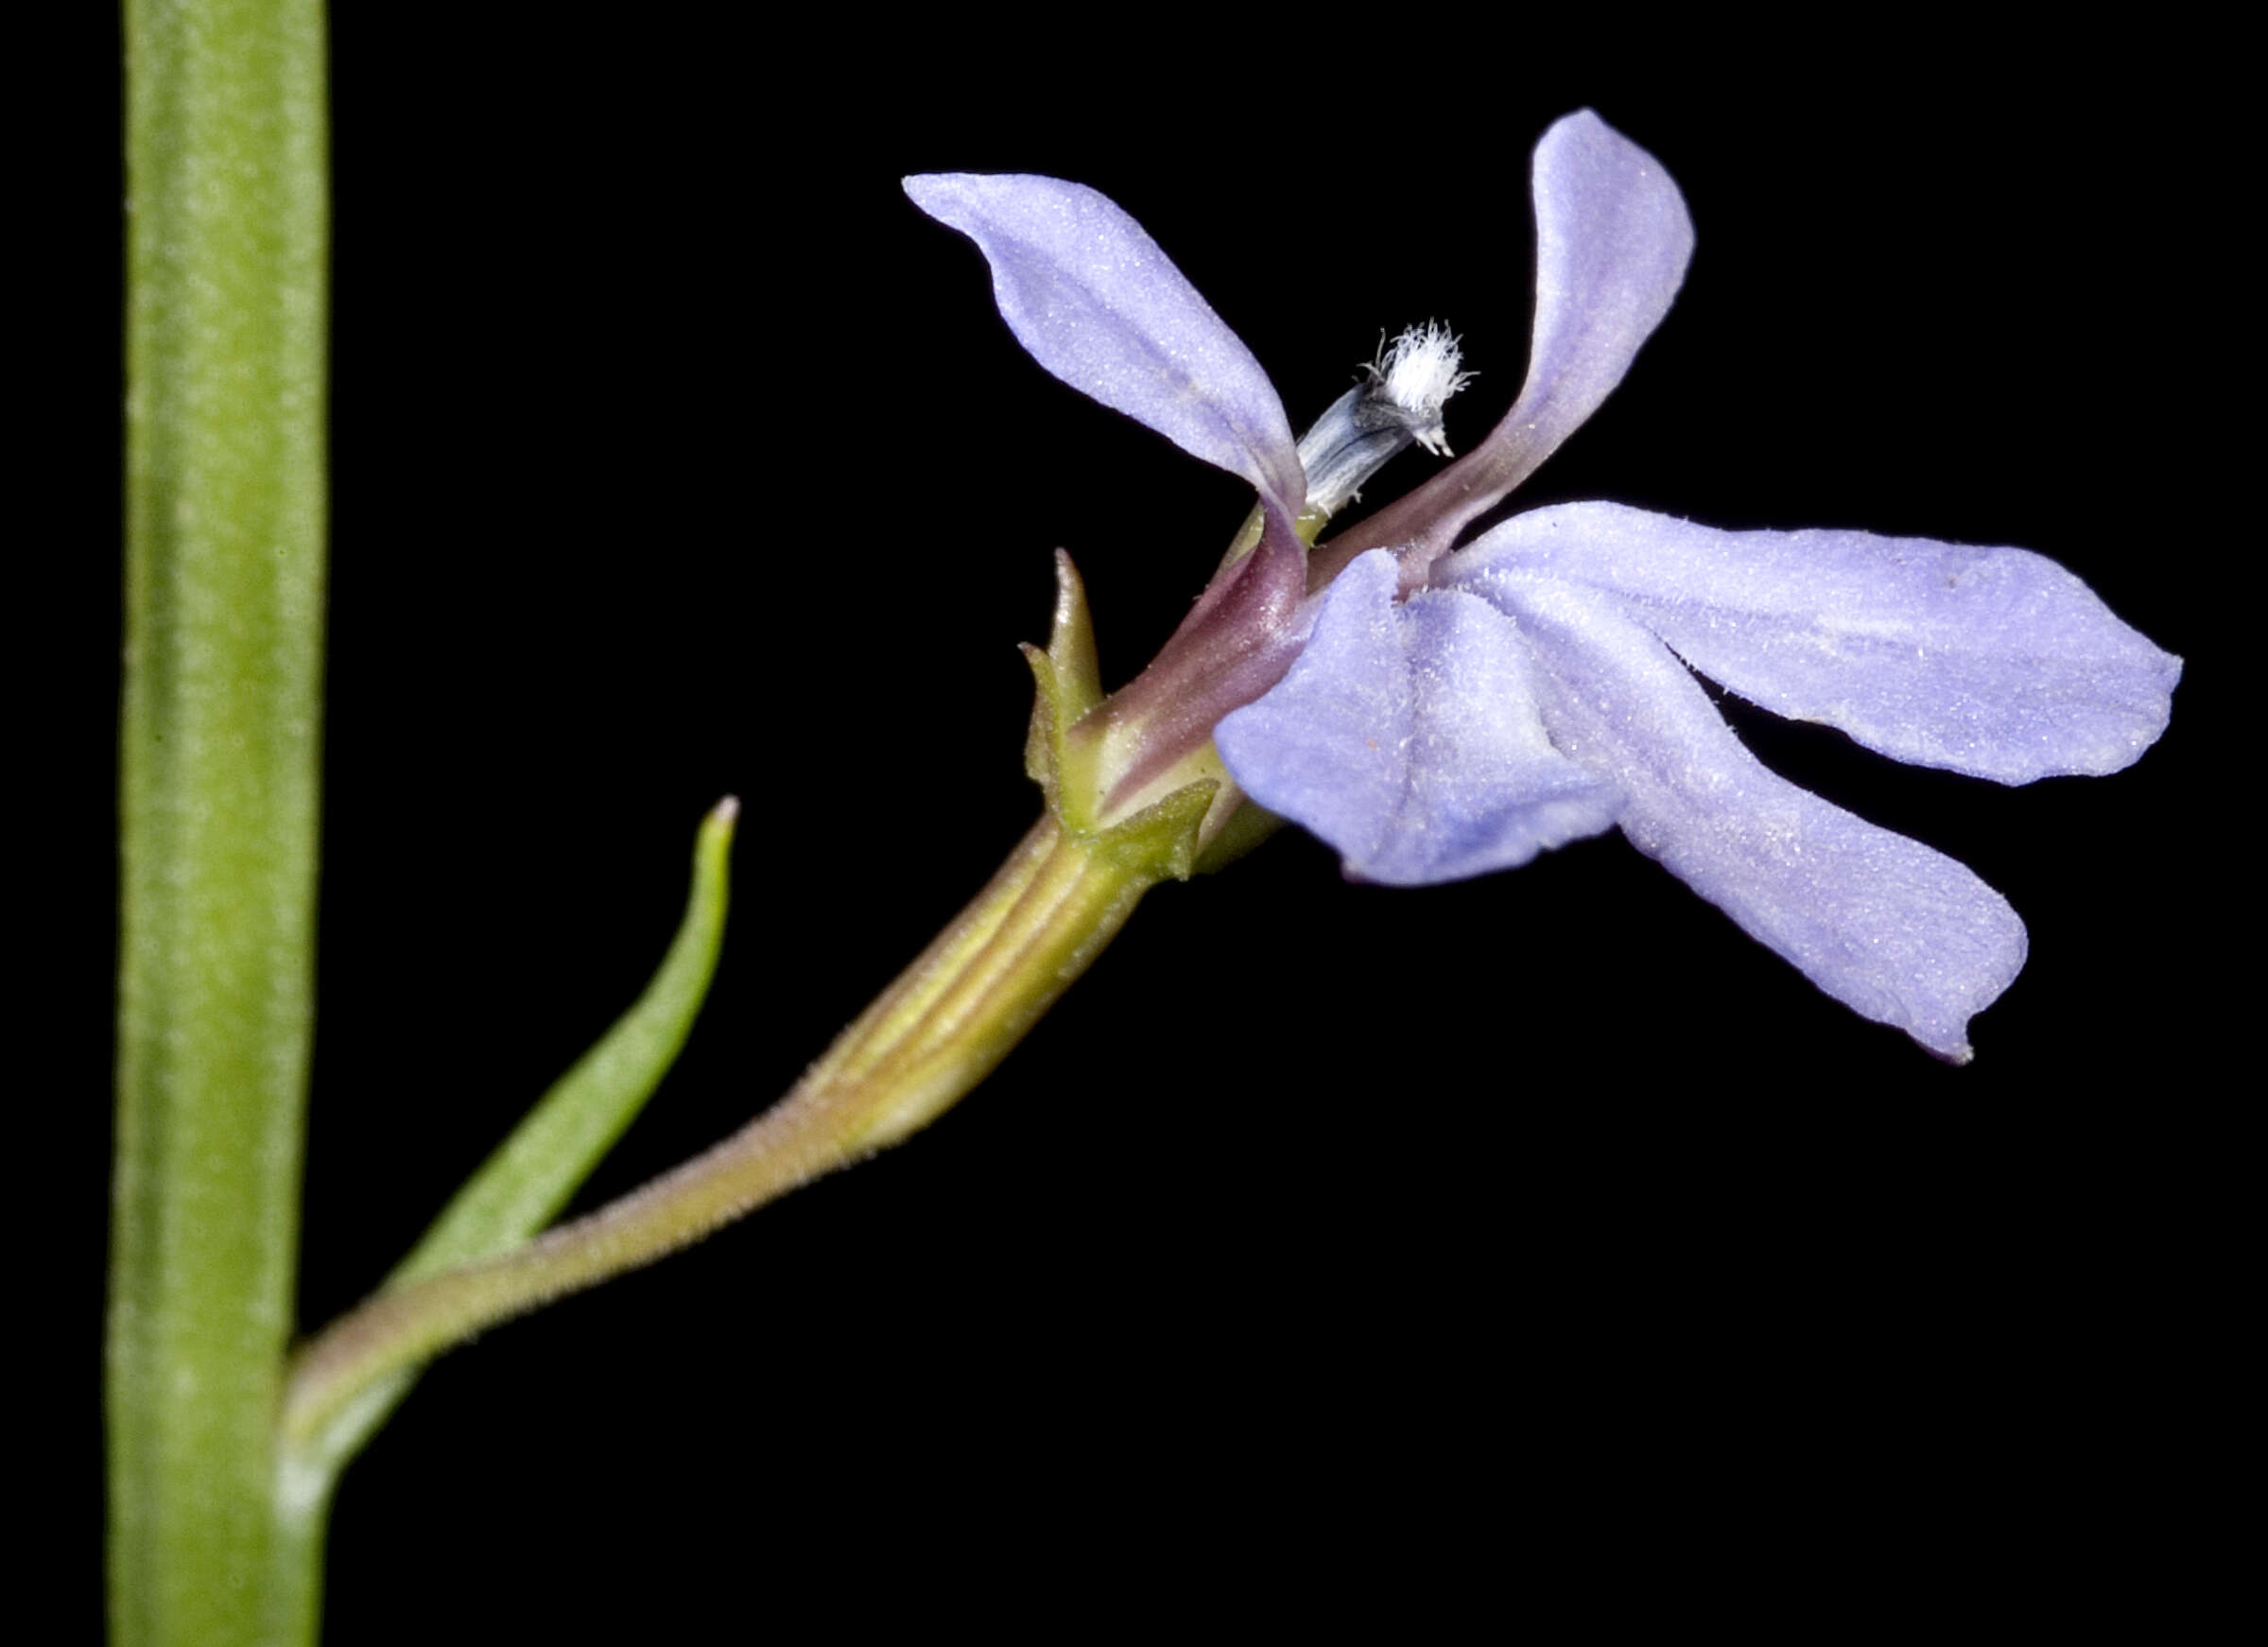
[1023,550,1106,831]
[1090,775,1220,883]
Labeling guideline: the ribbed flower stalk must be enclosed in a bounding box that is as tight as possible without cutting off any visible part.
[282,544,1214,1457]
[285,797,1206,1452]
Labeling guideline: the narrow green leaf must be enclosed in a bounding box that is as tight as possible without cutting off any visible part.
[396,798,741,1281]
[284,799,740,1483]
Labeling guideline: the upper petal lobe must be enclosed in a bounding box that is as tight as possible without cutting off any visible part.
[1493,112,1697,496]
[904,172,1306,526]
[1320,110,1696,570]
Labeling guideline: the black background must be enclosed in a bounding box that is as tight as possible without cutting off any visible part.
[52,17,2237,1638]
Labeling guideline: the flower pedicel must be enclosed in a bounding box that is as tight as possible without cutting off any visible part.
[285,111,2184,1472]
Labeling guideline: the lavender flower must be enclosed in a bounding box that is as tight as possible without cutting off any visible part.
[907,112,2179,1063]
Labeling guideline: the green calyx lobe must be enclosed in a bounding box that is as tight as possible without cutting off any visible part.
[1022,549,1218,883]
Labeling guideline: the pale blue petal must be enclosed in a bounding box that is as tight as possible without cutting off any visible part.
[1469,569,2026,1061]
[1453,503,2182,783]
[1310,112,1696,571]
[1490,112,1695,489]
[904,172,1306,524]
[1215,551,1622,886]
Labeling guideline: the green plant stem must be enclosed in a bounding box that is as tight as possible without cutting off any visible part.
[111,4,328,1646]
[283,807,1185,1449]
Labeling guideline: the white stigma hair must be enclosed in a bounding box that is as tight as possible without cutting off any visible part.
[1365,321,1474,456]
